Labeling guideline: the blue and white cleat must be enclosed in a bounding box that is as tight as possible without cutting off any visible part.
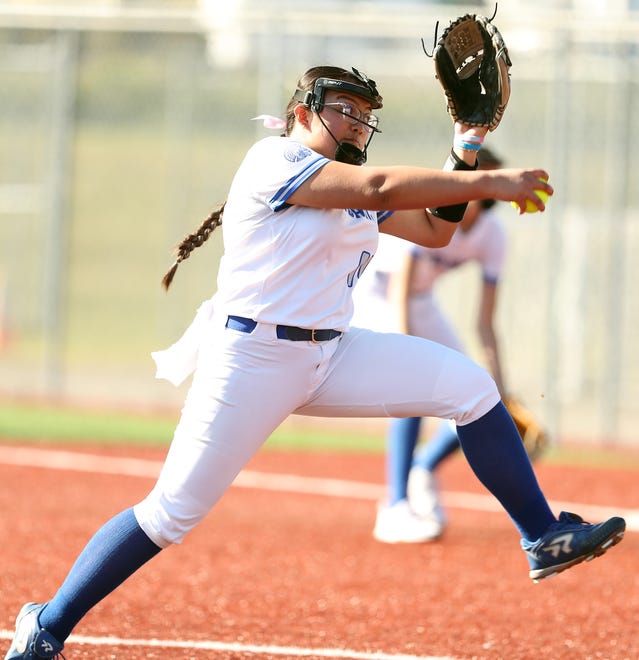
[521,511,626,583]
[4,603,65,660]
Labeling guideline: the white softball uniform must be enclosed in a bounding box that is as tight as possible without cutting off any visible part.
[351,210,506,351]
[137,137,499,548]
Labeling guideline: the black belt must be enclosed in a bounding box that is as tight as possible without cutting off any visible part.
[226,315,342,343]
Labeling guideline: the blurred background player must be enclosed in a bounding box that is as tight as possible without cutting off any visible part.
[352,148,517,543]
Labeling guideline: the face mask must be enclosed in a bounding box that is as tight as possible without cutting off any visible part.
[334,141,367,166]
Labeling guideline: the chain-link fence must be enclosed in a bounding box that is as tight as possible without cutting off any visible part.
[1,1,638,446]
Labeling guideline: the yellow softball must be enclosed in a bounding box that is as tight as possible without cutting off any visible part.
[511,178,549,214]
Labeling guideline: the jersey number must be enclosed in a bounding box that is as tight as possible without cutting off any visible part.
[347,251,373,287]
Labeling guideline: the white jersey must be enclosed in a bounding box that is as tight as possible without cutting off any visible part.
[215,136,392,331]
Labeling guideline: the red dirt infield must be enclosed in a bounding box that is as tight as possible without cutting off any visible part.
[0,444,637,660]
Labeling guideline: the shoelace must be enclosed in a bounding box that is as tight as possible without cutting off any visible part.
[562,512,589,526]
[548,512,589,531]
[532,512,589,544]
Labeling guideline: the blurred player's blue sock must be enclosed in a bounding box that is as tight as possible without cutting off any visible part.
[39,507,161,642]
[413,421,460,471]
[387,416,421,504]
[456,402,555,540]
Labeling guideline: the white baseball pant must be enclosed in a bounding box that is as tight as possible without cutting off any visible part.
[134,320,498,547]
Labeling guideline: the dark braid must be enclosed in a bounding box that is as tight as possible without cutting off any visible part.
[161,202,225,290]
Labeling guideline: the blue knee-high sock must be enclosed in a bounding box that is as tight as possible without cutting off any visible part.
[456,402,555,541]
[387,417,422,504]
[39,508,162,642]
[413,421,461,471]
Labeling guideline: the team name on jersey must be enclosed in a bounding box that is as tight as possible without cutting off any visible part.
[346,208,376,222]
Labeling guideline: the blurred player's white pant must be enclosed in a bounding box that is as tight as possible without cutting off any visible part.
[351,288,466,353]
[135,321,498,547]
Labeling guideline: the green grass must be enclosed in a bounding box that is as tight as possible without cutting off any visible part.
[540,445,639,471]
[0,401,175,446]
[0,401,386,452]
[2,401,639,469]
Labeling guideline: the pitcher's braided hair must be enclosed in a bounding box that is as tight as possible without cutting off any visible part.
[161,202,225,290]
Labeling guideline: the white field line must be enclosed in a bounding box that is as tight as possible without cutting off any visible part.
[0,630,455,660]
[0,445,638,532]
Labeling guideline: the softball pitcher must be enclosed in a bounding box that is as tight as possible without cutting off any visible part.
[5,66,625,660]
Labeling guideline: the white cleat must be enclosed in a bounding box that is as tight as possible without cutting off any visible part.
[373,499,442,544]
